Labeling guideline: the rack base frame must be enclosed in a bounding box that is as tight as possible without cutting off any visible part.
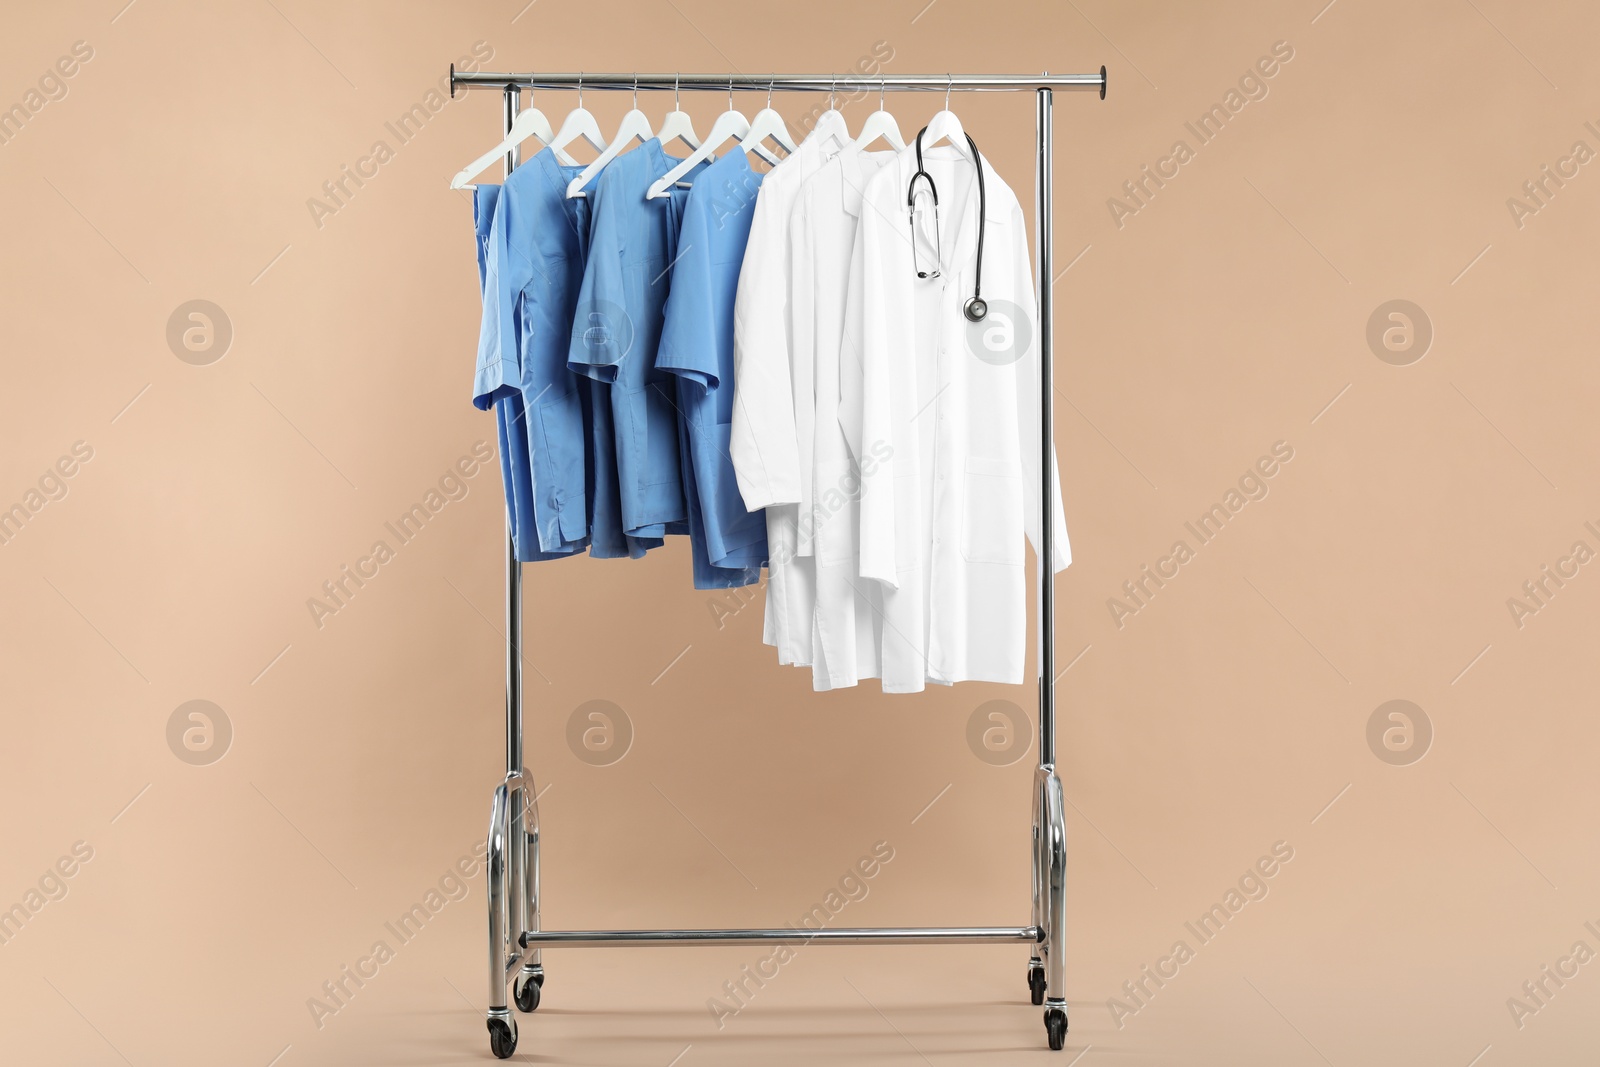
[458,65,1106,1057]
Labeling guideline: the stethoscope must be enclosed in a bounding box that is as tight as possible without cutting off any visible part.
[907,126,988,322]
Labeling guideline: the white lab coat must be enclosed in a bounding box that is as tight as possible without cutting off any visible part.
[730,117,848,667]
[791,147,897,691]
[840,143,1070,693]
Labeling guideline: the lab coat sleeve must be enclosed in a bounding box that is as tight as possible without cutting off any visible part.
[1013,201,1071,573]
[567,178,625,382]
[789,193,817,554]
[473,192,522,410]
[854,181,900,589]
[729,183,802,509]
[836,212,865,465]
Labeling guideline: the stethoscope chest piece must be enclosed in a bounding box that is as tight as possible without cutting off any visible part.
[964,296,988,322]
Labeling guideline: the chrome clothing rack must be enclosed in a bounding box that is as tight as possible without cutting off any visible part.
[451,65,1107,1058]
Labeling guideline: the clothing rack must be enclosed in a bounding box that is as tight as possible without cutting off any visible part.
[451,65,1107,1057]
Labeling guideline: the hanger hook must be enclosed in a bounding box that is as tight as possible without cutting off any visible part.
[728,75,734,112]
[577,71,583,109]
[880,74,886,111]
[946,73,952,110]
[632,71,638,110]
[674,72,681,110]
[767,75,774,109]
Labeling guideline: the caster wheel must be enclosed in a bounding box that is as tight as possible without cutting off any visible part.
[1028,962,1047,1006]
[1044,1006,1068,1051]
[514,970,543,1012]
[487,1015,517,1059]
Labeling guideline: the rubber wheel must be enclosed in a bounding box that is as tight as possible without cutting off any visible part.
[1028,963,1047,1006]
[514,971,542,1012]
[1045,1006,1068,1051]
[488,1016,517,1059]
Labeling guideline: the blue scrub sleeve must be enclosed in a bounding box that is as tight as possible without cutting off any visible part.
[656,213,719,391]
[474,199,524,410]
[567,178,627,383]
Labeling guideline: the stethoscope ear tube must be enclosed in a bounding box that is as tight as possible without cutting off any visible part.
[907,127,987,319]
[965,131,985,321]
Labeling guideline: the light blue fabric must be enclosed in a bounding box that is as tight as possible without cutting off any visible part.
[580,372,661,559]
[470,184,539,561]
[472,185,499,297]
[475,150,594,559]
[657,150,766,588]
[568,139,707,540]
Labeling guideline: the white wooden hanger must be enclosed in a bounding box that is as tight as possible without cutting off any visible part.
[848,76,905,152]
[646,79,753,200]
[736,78,798,162]
[805,78,854,160]
[450,89,572,189]
[656,73,700,153]
[568,74,655,198]
[916,76,976,162]
[547,74,608,165]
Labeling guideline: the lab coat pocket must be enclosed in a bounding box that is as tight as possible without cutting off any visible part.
[961,457,1023,566]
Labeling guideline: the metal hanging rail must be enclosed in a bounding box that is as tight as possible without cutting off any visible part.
[450,68,1107,96]
[460,66,1104,1059]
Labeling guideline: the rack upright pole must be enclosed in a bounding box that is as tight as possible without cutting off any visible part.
[503,87,524,780]
[1035,87,1055,767]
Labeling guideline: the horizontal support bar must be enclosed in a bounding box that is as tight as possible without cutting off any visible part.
[451,69,1106,98]
[520,926,1042,948]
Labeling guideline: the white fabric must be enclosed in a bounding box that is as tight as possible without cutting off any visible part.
[730,116,848,666]
[840,142,1070,694]
[791,147,896,691]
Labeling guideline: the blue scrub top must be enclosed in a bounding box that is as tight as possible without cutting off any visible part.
[657,150,767,588]
[471,184,540,562]
[568,139,707,540]
[475,149,595,559]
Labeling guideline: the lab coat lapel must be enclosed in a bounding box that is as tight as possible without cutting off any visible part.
[946,152,985,277]
[839,146,868,218]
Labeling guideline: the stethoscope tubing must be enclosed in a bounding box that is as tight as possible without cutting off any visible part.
[907,126,987,322]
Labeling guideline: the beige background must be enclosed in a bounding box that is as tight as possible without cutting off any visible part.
[2,0,1598,1064]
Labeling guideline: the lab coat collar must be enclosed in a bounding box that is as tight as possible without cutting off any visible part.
[839,147,896,219]
[765,111,847,186]
[806,110,852,162]
[893,142,1009,218]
